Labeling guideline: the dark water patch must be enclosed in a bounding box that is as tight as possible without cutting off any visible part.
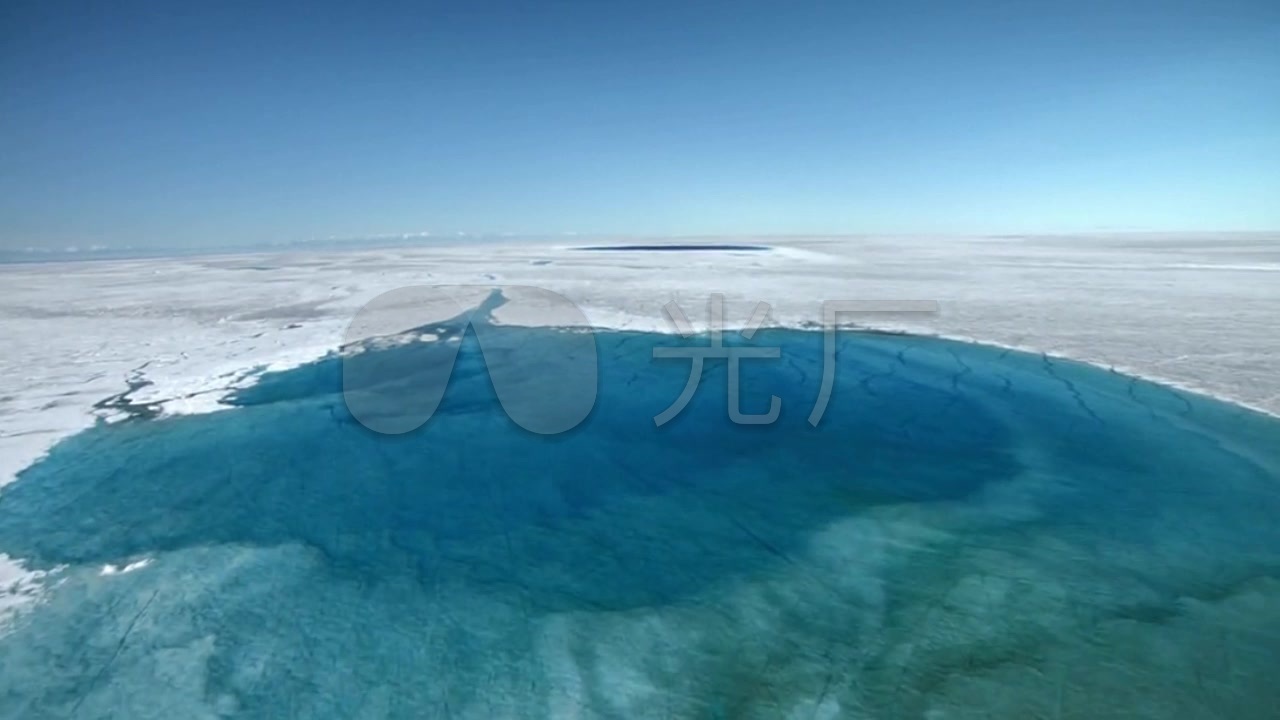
[89,374,163,421]
[574,244,772,252]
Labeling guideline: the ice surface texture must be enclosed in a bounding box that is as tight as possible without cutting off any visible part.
[1,322,1279,718]
[4,234,1279,491]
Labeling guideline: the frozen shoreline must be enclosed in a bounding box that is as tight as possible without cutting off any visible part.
[2,233,1278,489]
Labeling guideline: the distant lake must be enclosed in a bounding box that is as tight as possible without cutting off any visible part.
[574,243,772,252]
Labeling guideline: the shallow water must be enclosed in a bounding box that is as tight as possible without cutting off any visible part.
[1,321,1279,719]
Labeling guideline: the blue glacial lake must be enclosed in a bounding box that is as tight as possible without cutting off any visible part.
[1,320,1279,718]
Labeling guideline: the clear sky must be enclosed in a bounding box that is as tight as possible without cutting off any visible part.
[2,1,1277,249]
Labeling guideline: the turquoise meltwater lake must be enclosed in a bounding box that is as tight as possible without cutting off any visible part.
[1,321,1278,719]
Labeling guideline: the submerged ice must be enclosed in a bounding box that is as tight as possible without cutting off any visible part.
[1,320,1279,719]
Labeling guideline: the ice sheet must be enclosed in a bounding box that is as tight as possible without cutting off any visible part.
[1,233,1277,489]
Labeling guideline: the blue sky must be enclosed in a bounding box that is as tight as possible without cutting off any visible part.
[1,0,1277,249]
